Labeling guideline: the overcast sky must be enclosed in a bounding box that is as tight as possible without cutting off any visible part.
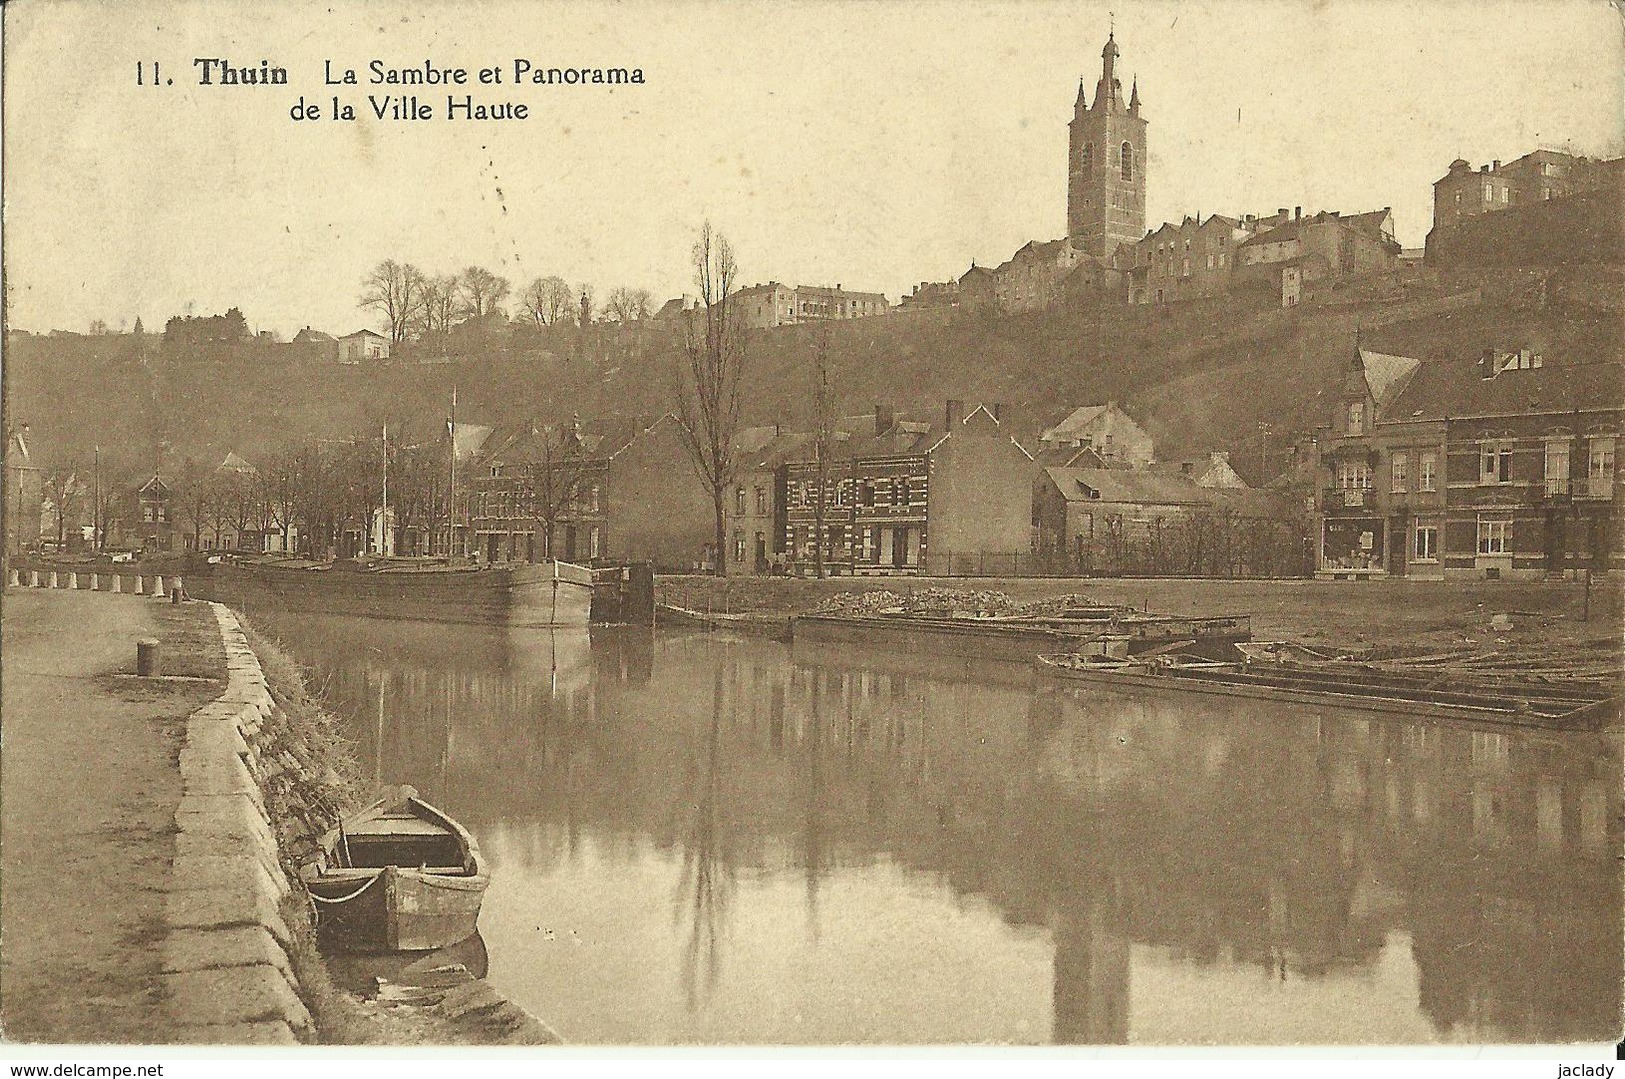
[5,0,1621,337]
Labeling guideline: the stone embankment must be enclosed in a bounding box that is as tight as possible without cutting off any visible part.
[176,600,562,1045]
[160,604,314,1044]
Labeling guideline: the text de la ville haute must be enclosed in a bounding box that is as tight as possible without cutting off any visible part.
[150,58,647,122]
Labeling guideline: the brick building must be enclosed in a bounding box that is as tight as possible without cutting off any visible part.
[5,426,42,556]
[1234,209,1399,306]
[1126,215,1250,305]
[1033,466,1302,577]
[1426,163,1625,270]
[1314,344,1621,580]
[467,420,609,564]
[1037,402,1155,469]
[723,425,807,576]
[1431,151,1621,231]
[732,282,888,329]
[990,238,1097,314]
[776,401,1036,577]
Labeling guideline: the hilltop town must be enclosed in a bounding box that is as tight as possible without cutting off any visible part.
[7,32,1621,587]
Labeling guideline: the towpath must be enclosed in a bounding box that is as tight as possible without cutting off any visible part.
[1,589,221,1043]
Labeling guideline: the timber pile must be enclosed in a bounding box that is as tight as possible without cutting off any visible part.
[815,589,1102,619]
[1353,638,1621,687]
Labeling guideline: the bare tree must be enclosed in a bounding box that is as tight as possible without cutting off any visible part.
[519,276,574,328]
[40,462,82,547]
[673,222,747,575]
[171,458,216,552]
[530,423,602,560]
[218,464,263,551]
[605,287,653,324]
[360,260,426,345]
[458,266,511,320]
[418,274,460,351]
[256,446,315,554]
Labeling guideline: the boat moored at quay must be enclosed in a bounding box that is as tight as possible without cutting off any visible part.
[789,607,1252,663]
[188,554,595,628]
[1036,650,1622,732]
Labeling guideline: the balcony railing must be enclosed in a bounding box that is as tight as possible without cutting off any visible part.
[1322,487,1372,511]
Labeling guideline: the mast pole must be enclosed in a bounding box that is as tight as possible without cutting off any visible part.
[448,386,458,558]
[380,423,389,555]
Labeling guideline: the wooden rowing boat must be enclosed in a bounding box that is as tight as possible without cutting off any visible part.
[1036,652,1620,731]
[301,786,489,952]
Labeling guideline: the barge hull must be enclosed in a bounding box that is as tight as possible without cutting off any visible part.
[192,560,593,627]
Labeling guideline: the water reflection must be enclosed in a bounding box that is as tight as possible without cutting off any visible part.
[247,610,1622,1045]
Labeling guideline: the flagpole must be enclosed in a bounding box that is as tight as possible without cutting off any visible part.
[447,386,458,558]
[380,422,389,555]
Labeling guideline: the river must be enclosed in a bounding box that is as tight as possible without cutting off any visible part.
[246,610,1621,1046]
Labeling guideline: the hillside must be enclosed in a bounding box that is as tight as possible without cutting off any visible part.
[6,265,1620,485]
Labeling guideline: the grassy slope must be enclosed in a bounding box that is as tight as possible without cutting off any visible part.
[7,267,1619,483]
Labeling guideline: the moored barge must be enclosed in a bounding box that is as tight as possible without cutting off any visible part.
[189,555,594,627]
[1036,651,1620,731]
[790,608,1251,663]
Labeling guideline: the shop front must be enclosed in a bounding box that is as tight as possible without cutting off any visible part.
[1318,516,1386,579]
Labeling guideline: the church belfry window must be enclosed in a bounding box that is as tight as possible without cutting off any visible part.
[1121,142,1134,182]
[1081,142,1093,175]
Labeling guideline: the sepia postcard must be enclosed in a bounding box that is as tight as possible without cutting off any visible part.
[1,0,1621,1064]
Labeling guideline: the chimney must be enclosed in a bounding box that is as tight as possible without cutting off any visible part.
[1181,461,1194,476]
[945,399,964,429]
[1492,159,1501,170]
[874,404,895,433]
[1277,207,1288,217]
[1479,348,1498,379]
[1294,206,1302,220]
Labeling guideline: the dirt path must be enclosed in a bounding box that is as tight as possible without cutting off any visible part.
[1,590,220,1043]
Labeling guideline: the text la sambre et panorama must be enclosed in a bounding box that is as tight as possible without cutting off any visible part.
[136,57,645,121]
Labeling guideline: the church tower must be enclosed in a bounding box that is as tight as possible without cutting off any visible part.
[1067,31,1147,259]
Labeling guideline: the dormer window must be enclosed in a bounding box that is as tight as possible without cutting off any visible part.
[1347,402,1366,435]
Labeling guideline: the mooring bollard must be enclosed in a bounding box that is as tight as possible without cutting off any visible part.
[68,572,79,589]
[170,584,182,605]
[150,575,165,597]
[89,572,100,591]
[133,575,144,595]
[29,570,40,587]
[111,574,123,593]
[136,638,161,677]
[48,571,58,588]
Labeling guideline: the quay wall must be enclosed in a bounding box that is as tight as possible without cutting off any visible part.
[160,603,318,1044]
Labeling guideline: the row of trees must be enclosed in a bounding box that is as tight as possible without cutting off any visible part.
[360,261,654,347]
[179,431,454,559]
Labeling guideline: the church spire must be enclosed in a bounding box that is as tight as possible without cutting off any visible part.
[1129,75,1140,114]
[1094,30,1123,112]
